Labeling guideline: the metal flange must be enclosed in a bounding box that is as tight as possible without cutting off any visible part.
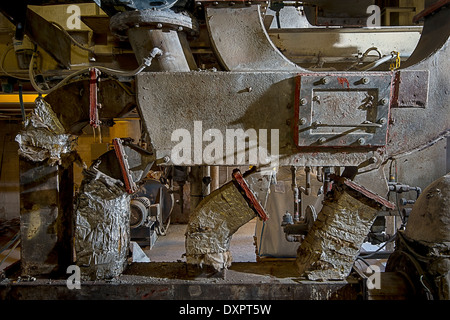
[110,9,200,40]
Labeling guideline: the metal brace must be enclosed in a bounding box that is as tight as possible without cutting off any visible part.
[89,67,101,128]
[113,138,138,194]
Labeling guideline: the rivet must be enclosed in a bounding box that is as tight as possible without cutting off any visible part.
[300,98,307,106]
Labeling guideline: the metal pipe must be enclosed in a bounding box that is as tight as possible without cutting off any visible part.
[291,166,300,222]
[358,53,394,71]
[128,28,191,72]
[210,165,220,192]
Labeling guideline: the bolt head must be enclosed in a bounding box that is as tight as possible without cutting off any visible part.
[362,77,369,84]
[300,98,307,106]
[381,98,388,105]
[379,117,387,124]
[318,137,326,144]
[357,138,365,145]
[299,118,307,125]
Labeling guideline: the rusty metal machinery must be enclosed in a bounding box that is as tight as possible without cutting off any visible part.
[0,0,449,300]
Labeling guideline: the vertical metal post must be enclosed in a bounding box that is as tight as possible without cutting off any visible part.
[19,158,74,276]
[210,165,220,192]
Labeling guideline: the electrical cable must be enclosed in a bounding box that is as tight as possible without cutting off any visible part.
[50,22,95,54]
[358,234,397,259]
[0,231,20,255]
[0,237,20,270]
[0,45,29,80]
[28,47,163,95]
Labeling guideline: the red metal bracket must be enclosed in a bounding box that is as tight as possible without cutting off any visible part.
[113,138,137,194]
[330,174,395,210]
[89,68,101,128]
[232,169,268,221]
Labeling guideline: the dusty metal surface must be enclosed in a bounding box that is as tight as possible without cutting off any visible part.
[295,72,392,148]
[391,70,429,108]
[0,262,359,300]
[206,5,302,71]
[136,71,384,167]
[110,9,199,41]
[387,6,450,159]
[128,29,192,72]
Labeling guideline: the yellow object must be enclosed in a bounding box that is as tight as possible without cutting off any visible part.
[390,51,401,71]
[0,93,45,104]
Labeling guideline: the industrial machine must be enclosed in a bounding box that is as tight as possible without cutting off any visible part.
[130,178,174,247]
[0,0,449,300]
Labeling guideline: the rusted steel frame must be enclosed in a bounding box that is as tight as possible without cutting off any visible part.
[112,138,137,194]
[232,169,268,221]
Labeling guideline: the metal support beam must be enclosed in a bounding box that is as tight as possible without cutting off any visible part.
[19,157,74,277]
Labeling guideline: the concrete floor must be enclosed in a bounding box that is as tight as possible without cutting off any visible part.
[145,218,258,263]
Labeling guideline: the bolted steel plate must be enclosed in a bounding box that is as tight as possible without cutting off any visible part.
[295,73,393,148]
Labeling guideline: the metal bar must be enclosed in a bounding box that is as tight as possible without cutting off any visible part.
[89,68,100,128]
[413,0,450,23]
[112,138,137,194]
[330,174,396,209]
[232,169,268,221]
[18,84,25,121]
[311,122,383,128]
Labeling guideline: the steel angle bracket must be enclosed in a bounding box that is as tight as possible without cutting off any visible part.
[113,138,138,194]
[294,72,394,148]
[232,169,268,221]
[330,174,395,210]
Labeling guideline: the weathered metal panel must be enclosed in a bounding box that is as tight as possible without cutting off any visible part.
[206,5,302,71]
[136,71,382,167]
[391,70,429,108]
[295,72,392,147]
